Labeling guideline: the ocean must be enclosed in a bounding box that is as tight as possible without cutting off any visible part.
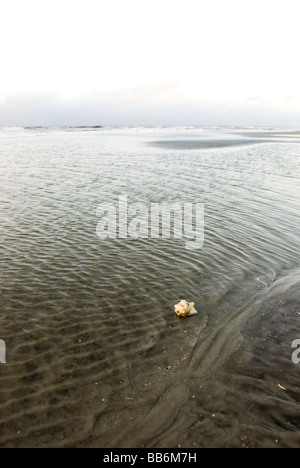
[0,125,299,447]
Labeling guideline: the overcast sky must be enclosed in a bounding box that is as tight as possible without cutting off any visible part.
[1,0,300,126]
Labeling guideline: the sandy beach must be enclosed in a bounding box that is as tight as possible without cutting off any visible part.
[0,126,299,448]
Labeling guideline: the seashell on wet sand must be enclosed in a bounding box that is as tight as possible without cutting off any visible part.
[174,300,198,317]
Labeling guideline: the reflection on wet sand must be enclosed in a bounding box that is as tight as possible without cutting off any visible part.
[0,127,299,447]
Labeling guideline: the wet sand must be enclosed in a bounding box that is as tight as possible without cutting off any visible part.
[221,271,300,448]
[112,271,300,448]
[150,138,272,150]
[0,128,299,447]
[234,130,300,139]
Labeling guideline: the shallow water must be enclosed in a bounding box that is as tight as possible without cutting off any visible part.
[0,126,299,447]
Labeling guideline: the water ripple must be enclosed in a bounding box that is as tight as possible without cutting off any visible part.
[0,130,299,447]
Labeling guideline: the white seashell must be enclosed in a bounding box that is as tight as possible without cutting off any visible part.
[174,300,198,317]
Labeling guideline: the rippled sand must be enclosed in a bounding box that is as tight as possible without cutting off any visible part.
[0,127,300,447]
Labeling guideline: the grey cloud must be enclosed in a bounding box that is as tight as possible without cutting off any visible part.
[0,91,300,127]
